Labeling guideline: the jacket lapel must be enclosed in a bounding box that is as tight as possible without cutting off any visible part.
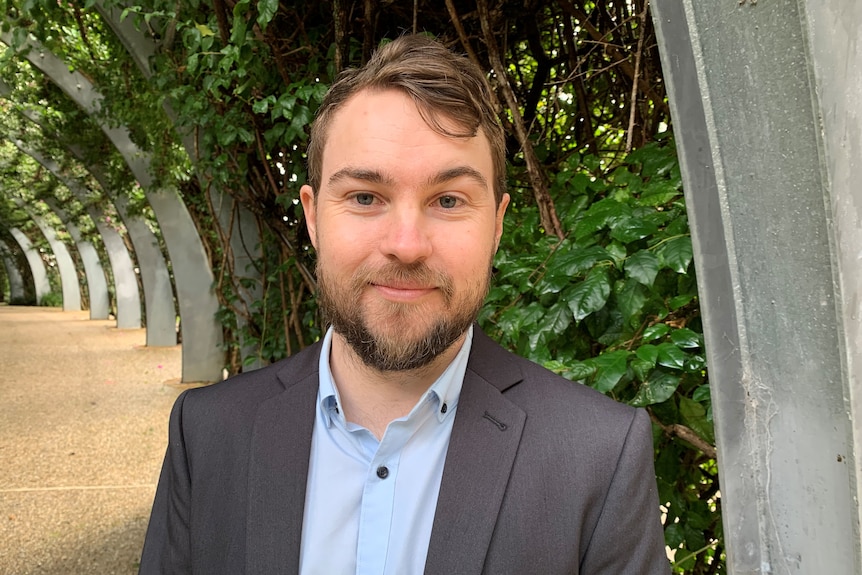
[245,347,321,575]
[424,329,526,574]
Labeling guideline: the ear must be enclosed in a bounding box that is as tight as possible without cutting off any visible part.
[300,184,318,248]
[494,193,510,252]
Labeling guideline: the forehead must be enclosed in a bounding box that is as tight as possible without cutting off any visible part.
[320,89,493,181]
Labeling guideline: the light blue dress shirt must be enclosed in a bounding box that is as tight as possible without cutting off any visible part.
[298,326,473,575]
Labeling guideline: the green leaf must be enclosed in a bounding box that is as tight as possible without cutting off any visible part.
[609,216,659,243]
[670,327,701,348]
[615,278,648,324]
[679,396,715,445]
[566,268,611,321]
[665,523,685,549]
[573,198,630,240]
[636,344,658,364]
[639,181,681,206]
[668,293,695,310]
[631,371,680,406]
[257,0,279,28]
[538,301,573,337]
[552,245,614,276]
[195,23,215,37]
[565,361,596,381]
[642,323,670,341]
[590,350,631,393]
[692,384,711,402]
[631,357,653,382]
[252,95,275,114]
[656,342,686,370]
[659,236,693,273]
[625,249,660,286]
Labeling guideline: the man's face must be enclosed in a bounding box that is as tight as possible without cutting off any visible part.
[300,89,509,371]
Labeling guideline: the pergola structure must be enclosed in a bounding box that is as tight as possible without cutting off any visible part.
[0,4,263,382]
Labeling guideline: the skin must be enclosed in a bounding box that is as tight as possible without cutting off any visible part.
[300,88,509,438]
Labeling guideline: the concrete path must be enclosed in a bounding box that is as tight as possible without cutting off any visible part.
[0,306,185,574]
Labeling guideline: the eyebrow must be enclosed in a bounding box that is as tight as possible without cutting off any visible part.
[426,166,489,190]
[327,165,489,191]
[327,168,395,187]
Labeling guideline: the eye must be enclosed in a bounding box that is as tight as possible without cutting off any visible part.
[354,193,375,206]
[438,195,459,209]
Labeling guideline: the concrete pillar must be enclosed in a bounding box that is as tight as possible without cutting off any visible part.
[96,2,266,371]
[5,138,144,329]
[0,239,25,302]
[14,200,81,311]
[2,35,223,381]
[652,1,861,573]
[8,227,50,304]
[42,197,110,320]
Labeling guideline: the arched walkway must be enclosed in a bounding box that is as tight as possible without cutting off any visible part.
[0,306,186,573]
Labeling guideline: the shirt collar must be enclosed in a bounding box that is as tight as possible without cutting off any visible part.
[316,325,473,427]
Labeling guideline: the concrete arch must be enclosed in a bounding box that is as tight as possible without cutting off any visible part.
[7,227,50,304]
[3,34,223,381]
[97,3,265,371]
[12,198,81,312]
[0,238,26,302]
[41,197,110,320]
[6,137,143,329]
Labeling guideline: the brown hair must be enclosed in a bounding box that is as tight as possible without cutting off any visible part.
[306,34,506,205]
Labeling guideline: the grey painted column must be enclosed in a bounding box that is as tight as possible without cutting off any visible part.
[4,35,223,381]
[801,0,862,550]
[96,3,265,371]
[6,138,144,329]
[42,197,110,320]
[8,227,49,304]
[12,199,81,312]
[0,239,25,302]
[652,1,860,573]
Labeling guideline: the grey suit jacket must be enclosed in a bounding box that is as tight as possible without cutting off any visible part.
[140,328,669,574]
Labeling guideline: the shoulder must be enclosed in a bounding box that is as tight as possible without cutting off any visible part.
[175,341,322,429]
[469,327,641,436]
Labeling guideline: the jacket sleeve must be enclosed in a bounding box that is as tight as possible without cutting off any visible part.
[139,390,193,575]
[579,408,670,574]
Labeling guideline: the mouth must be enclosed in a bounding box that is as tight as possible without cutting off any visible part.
[370,283,437,302]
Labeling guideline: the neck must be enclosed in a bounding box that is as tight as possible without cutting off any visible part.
[328,331,466,438]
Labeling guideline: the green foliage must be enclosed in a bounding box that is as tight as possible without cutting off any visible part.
[37,289,62,307]
[482,140,722,572]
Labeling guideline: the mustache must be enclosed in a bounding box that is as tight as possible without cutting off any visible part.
[351,262,454,300]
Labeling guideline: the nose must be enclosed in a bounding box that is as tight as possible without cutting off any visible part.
[379,206,433,264]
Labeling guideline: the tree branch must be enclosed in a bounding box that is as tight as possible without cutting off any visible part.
[650,412,718,460]
[475,0,563,239]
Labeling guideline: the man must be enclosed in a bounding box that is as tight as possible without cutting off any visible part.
[140,34,669,574]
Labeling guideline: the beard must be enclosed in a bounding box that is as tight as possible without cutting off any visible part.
[316,259,491,372]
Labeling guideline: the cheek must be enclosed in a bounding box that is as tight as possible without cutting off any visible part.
[316,222,376,268]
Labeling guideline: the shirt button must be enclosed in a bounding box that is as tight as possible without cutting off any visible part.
[441,403,448,414]
[376,465,389,479]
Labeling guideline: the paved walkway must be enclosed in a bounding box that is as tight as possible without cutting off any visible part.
[0,306,186,574]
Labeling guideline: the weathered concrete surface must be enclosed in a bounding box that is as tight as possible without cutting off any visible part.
[0,306,185,574]
[653,0,861,572]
